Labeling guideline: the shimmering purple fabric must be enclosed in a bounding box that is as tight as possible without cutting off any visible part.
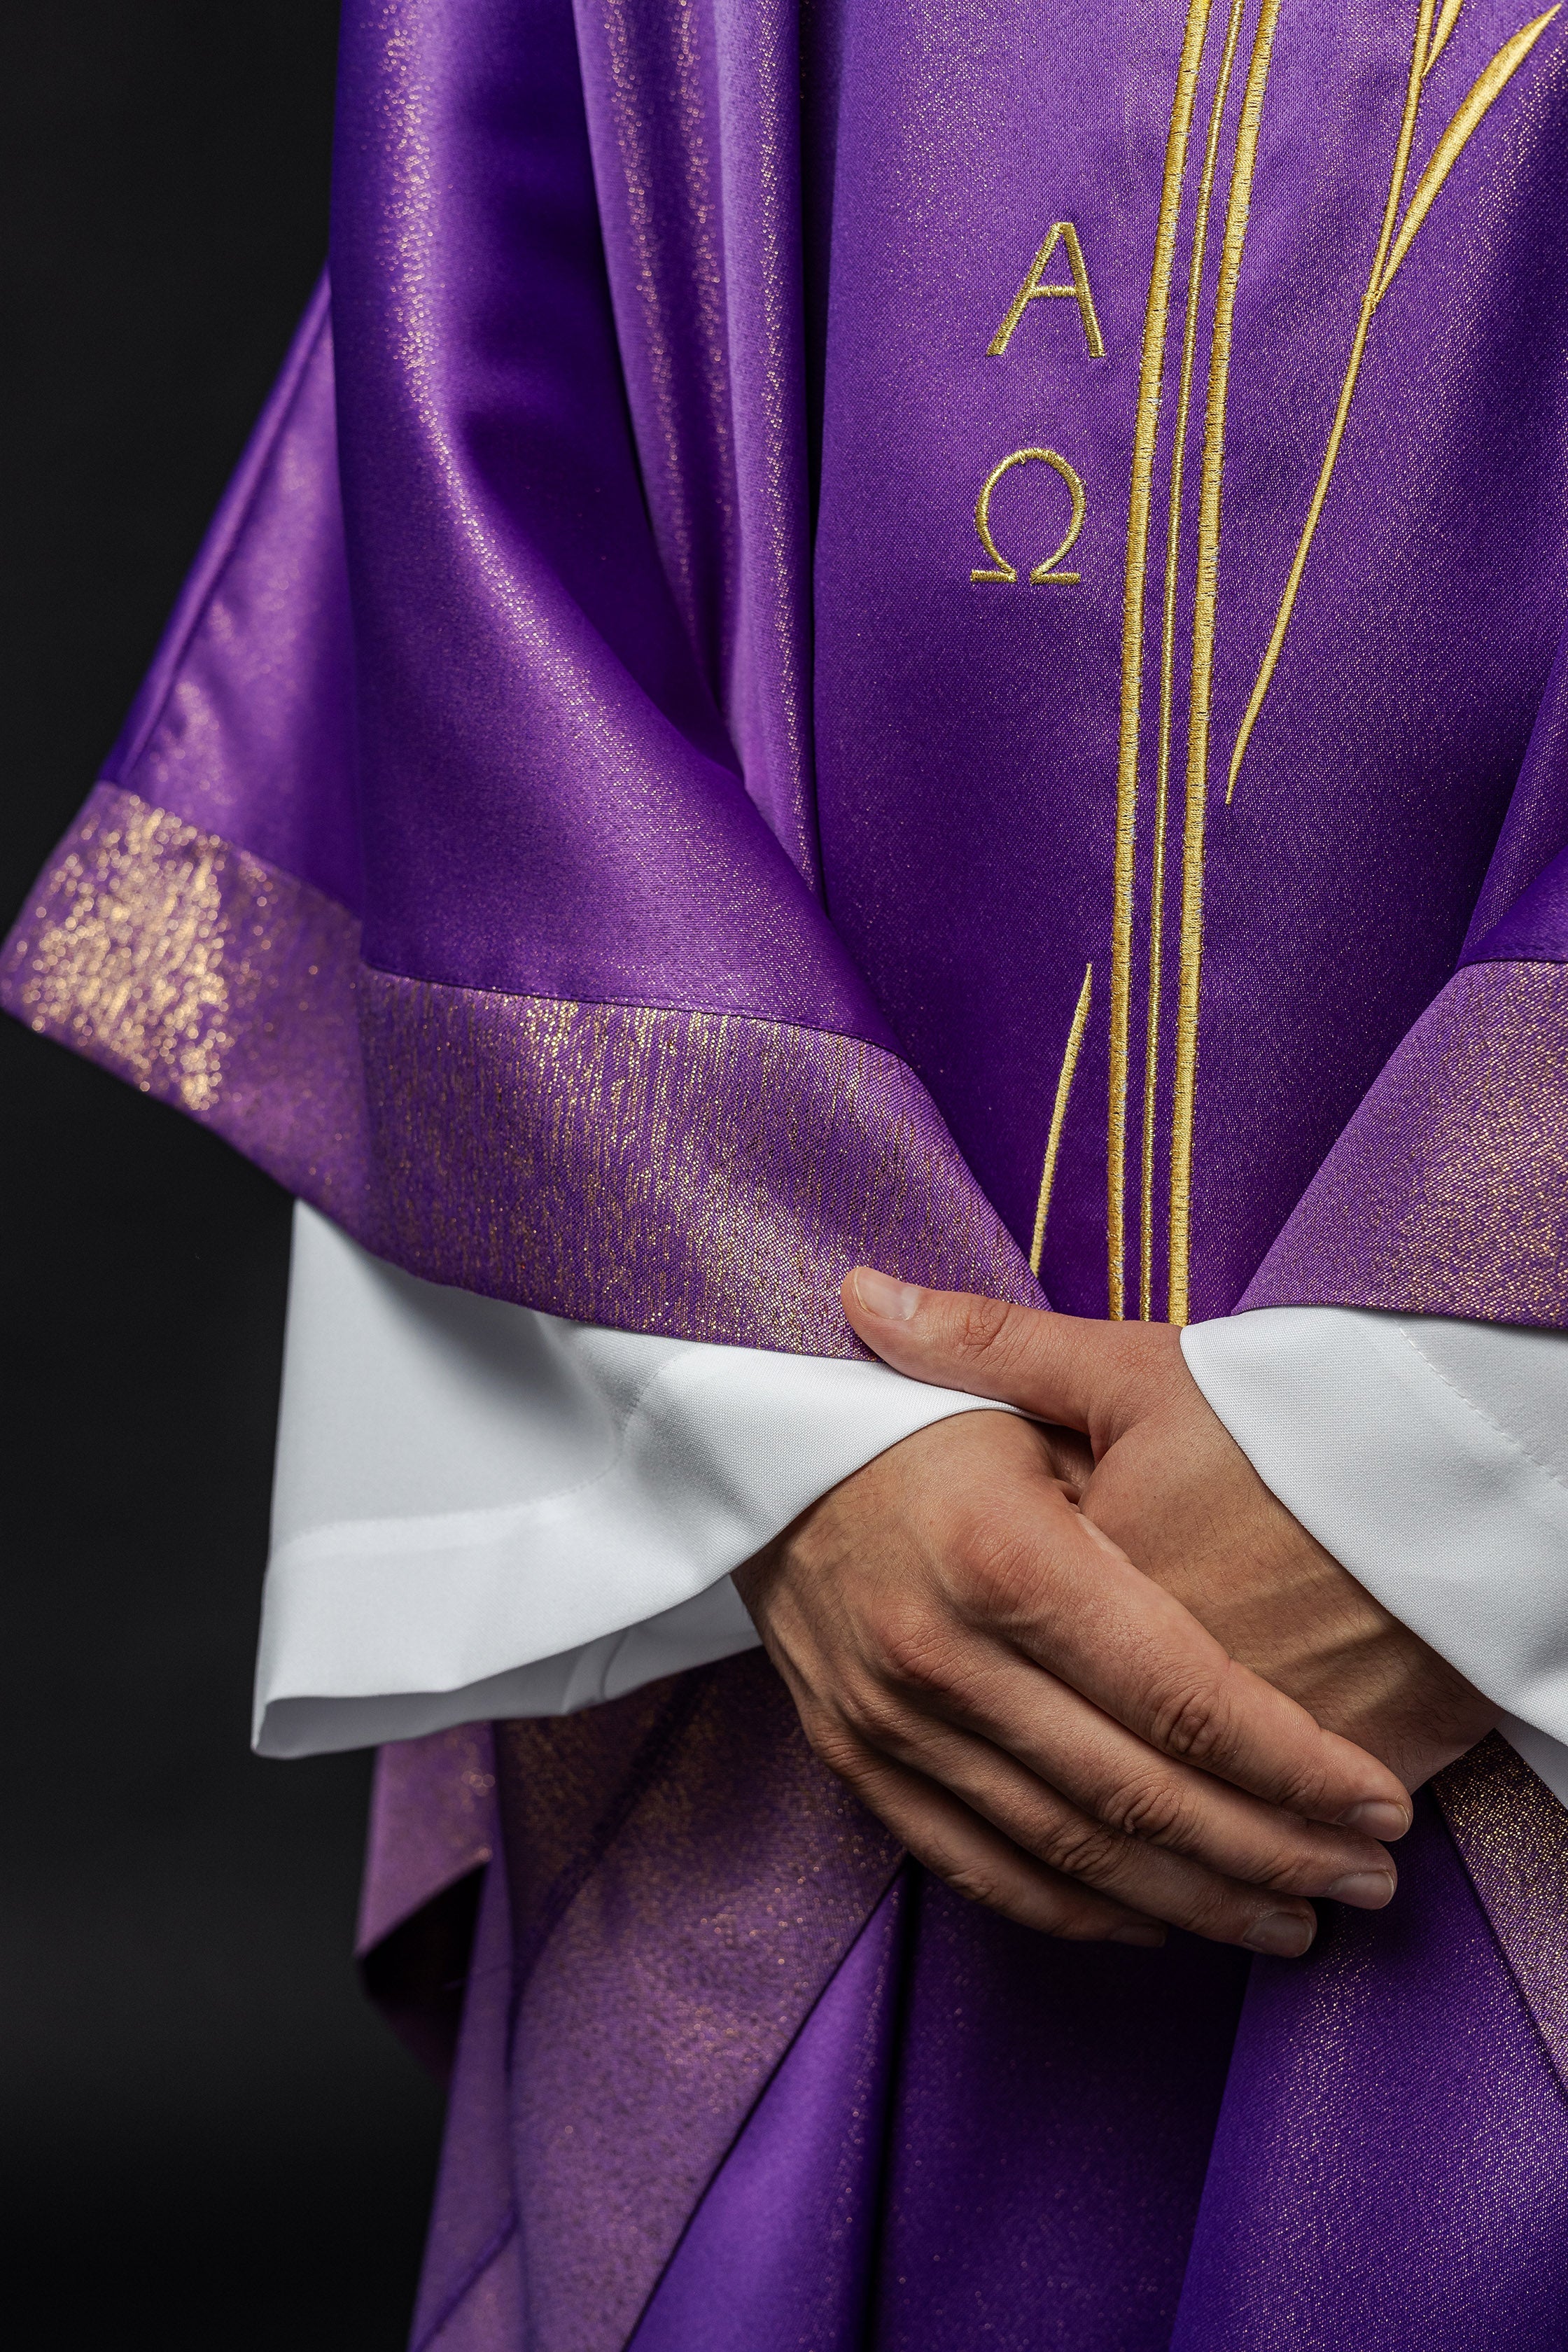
[10,0,1568,1338]
[101,279,362,913]
[811,0,1568,1321]
[1242,958,1568,1324]
[330,0,860,1030]
[626,1880,907,2352]
[454,1762,1568,2352]
[1468,842,1568,965]
[1170,1791,1568,2349]
[872,1875,1248,2351]
[356,1726,496,1956]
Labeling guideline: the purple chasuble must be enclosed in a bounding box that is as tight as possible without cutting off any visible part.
[10,0,1568,2342]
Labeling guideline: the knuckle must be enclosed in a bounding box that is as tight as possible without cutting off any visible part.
[948,1293,1021,1361]
[866,1606,957,1700]
[1101,1771,1197,1849]
[838,1679,905,1749]
[1177,1886,1245,1942]
[1251,1841,1321,1896]
[802,1715,874,1787]
[1273,1759,1334,1819]
[940,1860,1008,1913]
[1148,1670,1241,1770]
[1037,1814,1126,1885]
[946,1511,1044,1624]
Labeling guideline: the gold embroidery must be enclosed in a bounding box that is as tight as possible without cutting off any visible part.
[1166,0,1282,1326]
[1423,0,1466,76]
[1108,0,1217,1320]
[1380,7,1560,299]
[970,447,1087,584]
[1030,964,1093,1278]
[1140,0,1250,1321]
[986,223,1107,359]
[1227,1,1558,799]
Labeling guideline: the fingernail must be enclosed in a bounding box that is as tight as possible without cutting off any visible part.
[1242,1912,1316,1958]
[1338,1799,1411,1840]
[850,1267,923,1322]
[1326,1870,1396,1910]
[1108,1922,1166,1947]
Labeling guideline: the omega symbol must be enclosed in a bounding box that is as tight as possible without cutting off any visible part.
[970,447,1086,585]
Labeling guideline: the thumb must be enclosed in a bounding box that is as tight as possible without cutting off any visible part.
[843,1267,1109,1430]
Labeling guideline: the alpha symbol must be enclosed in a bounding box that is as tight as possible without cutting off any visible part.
[987,224,1105,359]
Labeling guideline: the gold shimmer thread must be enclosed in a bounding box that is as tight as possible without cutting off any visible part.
[1140,0,1249,1322]
[0,781,370,1210]
[1030,964,1093,1277]
[1250,962,1568,1324]
[0,788,316,1114]
[1166,0,1282,1326]
[1226,0,1432,799]
[1108,0,1216,1320]
[495,1657,902,2352]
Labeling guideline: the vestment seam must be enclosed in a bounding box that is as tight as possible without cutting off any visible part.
[356,955,902,1062]
[1393,1325,1568,1506]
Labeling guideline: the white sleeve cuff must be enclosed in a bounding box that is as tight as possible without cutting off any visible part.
[256,1204,1008,1757]
[1182,1304,1568,1807]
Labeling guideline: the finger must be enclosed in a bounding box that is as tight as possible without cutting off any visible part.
[958,1476,1414,1835]
[932,1640,1397,1907]
[813,1726,1168,1945]
[843,1268,1124,1432]
[879,1711,1324,1953]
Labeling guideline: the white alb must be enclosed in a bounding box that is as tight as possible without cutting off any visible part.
[258,1203,1568,1810]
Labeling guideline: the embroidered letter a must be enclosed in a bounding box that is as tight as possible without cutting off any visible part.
[987,223,1105,358]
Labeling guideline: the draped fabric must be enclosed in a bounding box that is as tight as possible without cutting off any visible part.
[9,0,1568,2340]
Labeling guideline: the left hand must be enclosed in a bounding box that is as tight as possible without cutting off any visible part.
[843,1270,1497,1794]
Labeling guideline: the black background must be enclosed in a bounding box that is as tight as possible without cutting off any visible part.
[2,9,445,2344]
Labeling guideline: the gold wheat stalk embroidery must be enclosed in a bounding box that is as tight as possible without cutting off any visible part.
[1140,0,1251,1322]
[1107,0,1217,1320]
[1424,0,1468,76]
[1032,965,1094,1278]
[1165,0,1282,1326]
[1226,0,1560,802]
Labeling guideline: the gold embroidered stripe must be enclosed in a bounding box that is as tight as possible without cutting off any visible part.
[1108,0,1216,1319]
[1168,0,1282,1325]
[1140,0,1250,1320]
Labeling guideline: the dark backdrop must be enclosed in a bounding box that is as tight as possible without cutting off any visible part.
[2,10,446,2345]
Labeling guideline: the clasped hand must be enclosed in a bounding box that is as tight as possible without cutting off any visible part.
[735,1271,1495,1954]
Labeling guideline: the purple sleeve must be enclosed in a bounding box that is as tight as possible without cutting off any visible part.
[0,0,1035,1356]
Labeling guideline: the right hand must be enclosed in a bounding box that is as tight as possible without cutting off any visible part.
[736,1410,1411,1954]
